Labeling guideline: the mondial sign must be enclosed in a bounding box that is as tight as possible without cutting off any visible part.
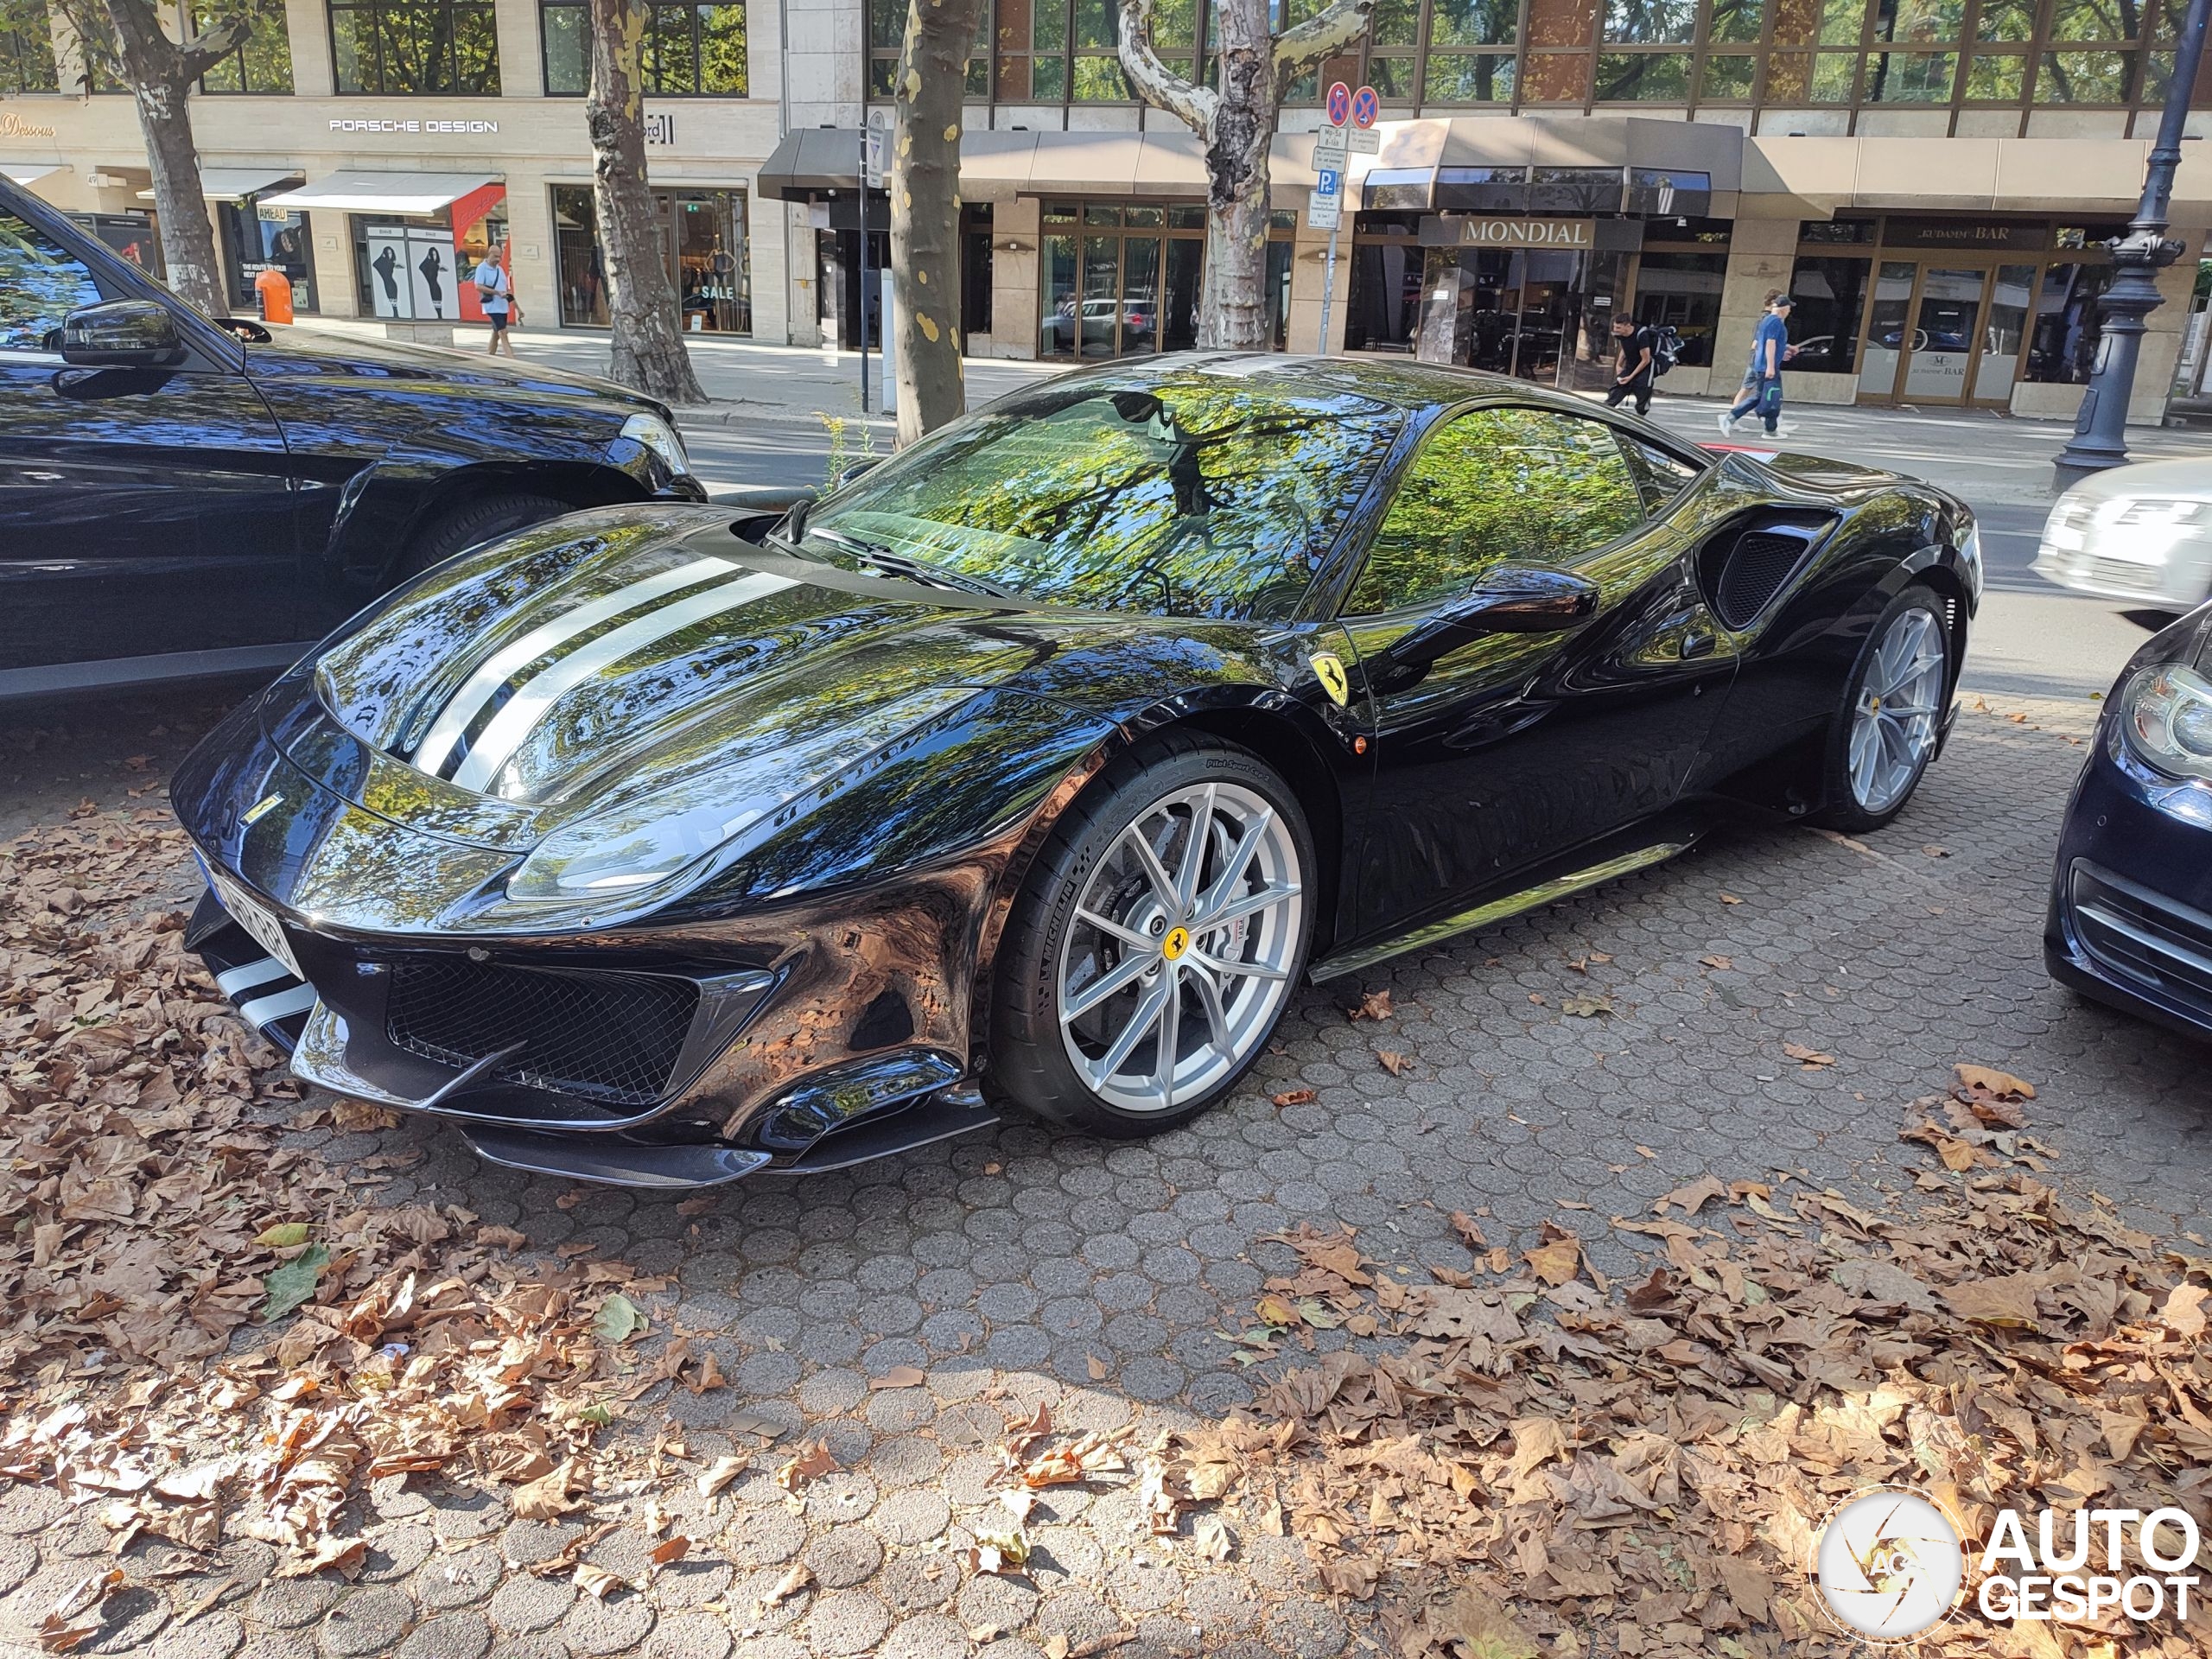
[1446,216,1595,249]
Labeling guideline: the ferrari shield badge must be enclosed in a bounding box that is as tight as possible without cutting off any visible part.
[1309,652,1351,707]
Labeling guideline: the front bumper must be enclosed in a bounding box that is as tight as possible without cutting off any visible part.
[2044,727,2212,1045]
[2033,537,2212,612]
[173,691,1010,1187]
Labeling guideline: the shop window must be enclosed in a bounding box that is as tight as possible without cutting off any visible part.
[1786,253,1872,373]
[550,184,751,332]
[220,200,317,314]
[1596,48,1691,94]
[543,0,746,93]
[1345,217,1423,352]
[192,0,293,90]
[1863,46,1956,94]
[329,0,499,92]
[1435,164,1528,210]
[0,0,58,92]
[353,198,503,321]
[1529,165,1624,213]
[1799,215,1877,242]
[1631,251,1725,364]
[2026,261,2112,383]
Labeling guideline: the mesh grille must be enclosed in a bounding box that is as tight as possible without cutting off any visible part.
[1713,530,1813,630]
[386,959,700,1107]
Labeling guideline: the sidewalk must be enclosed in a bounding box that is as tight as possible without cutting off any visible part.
[291,315,1061,429]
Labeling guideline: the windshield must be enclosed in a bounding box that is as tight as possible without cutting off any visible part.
[794,381,1403,620]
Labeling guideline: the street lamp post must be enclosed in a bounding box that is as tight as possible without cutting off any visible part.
[2053,0,2212,486]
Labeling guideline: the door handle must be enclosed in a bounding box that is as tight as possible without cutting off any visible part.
[1681,631,1717,660]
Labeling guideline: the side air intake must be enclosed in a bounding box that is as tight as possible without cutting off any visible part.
[1705,517,1834,631]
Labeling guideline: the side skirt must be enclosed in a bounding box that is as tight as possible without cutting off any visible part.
[1310,838,1697,982]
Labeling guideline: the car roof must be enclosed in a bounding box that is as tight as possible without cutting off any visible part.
[995,350,1598,421]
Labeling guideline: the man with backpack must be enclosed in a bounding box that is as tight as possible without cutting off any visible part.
[1605,313,1661,416]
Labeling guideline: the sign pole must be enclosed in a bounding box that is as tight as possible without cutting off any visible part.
[1318,219,1341,356]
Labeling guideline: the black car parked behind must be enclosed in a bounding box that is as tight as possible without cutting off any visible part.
[0,176,705,699]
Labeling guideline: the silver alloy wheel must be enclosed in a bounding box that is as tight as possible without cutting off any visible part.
[1848,606,1947,814]
[1056,779,1305,1115]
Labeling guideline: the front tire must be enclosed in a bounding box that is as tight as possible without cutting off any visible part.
[1817,585,1951,832]
[990,737,1315,1137]
[402,491,569,579]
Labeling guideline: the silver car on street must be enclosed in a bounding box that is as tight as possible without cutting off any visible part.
[2036,457,2212,613]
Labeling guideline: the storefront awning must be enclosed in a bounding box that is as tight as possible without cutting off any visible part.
[171,168,306,201]
[261,171,500,216]
[760,126,1324,201]
[1353,115,1743,213]
[3,162,66,186]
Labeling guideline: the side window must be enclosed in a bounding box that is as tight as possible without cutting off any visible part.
[1615,429,1706,512]
[0,213,104,353]
[1346,407,1649,615]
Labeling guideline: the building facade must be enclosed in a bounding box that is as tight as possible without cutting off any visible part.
[3,0,2209,416]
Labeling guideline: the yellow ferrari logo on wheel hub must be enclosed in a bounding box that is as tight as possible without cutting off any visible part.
[1161,925,1191,962]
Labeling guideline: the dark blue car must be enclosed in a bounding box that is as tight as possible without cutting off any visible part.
[2046,598,2212,1040]
[0,175,705,700]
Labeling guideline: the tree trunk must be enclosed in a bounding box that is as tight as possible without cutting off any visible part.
[1198,0,1274,351]
[585,0,706,404]
[889,0,988,443]
[1118,0,1370,352]
[95,0,232,318]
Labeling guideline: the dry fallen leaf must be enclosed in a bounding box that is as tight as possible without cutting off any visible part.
[774,1440,839,1491]
[573,1563,627,1600]
[869,1365,926,1389]
[1087,1355,1110,1381]
[1522,1224,1580,1287]
[1270,1088,1317,1108]
[648,1535,691,1567]
[1376,1050,1412,1077]
[1192,1513,1234,1560]
[697,1456,747,1497]
[1783,1042,1835,1068]
[760,1562,813,1608]
[1719,891,1742,904]
[1349,988,1393,1021]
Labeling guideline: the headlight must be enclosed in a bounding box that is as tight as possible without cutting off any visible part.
[2120,662,2212,782]
[504,685,978,906]
[620,411,691,477]
[2113,497,2212,529]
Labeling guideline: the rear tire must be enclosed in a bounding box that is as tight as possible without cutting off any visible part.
[990,736,1315,1138]
[402,492,568,578]
[1815,584,1951,833]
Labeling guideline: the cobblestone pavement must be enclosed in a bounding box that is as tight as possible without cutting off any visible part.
[5,689,2211,1659]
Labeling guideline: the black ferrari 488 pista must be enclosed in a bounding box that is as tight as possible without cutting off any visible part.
[173,354,1979,1188]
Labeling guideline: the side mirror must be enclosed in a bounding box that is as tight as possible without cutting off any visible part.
[60,299,184,367]
[1389,565,1599,671]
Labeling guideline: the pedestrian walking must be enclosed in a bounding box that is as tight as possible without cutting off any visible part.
[1605,313,1657,416]
[474,251,518,357]
[1721,290,1794,438]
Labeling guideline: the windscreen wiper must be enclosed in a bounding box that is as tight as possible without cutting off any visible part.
[810,527,1020,600]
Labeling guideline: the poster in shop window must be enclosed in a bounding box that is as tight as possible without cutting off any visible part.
[364,225,461,321]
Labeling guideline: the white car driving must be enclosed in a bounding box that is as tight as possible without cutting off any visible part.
[2035,457,2212,613]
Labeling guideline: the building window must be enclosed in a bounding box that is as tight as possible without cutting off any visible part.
[219,198,317,312]
[543,0,746,93]
[1787,252,1873,372]
[329,0,499,92]
[0,0,59,90]
[550,183,752,331]
[193,0,293,89]
[1630,248,1726,364]
[2026,259,2112,382]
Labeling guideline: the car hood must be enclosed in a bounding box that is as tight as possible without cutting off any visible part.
[297,505,1120,853]
[245,322,656,409]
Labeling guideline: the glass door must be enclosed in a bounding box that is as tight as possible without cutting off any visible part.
[1898,267,1986,404]
[1857,261,1916,399]
[1971,263,2037,404]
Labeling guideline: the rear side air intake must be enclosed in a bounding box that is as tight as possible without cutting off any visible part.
[1705,518,1834,631]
